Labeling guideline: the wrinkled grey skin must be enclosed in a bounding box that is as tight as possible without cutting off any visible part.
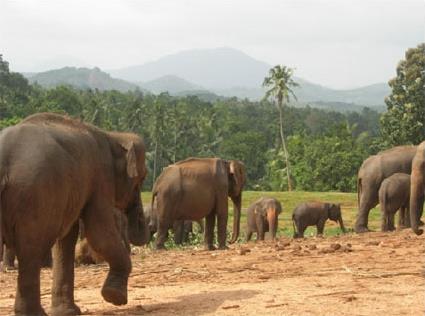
[379,173,411,232]
[144,205,204,245]
[246,197,282,241]
[355,145,417,233]
[292,202,346,238]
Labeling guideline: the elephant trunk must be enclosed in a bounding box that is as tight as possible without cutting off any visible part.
[127,194,150,246]
[229,194,242,243]
[267,208,278,240]
[409,168,424,235]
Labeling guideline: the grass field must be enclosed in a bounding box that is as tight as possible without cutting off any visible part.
[141,191,384,240]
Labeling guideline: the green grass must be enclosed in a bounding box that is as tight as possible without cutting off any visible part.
[141,191,383,242]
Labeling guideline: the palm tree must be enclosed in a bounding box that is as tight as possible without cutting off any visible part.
[263,65,298,191]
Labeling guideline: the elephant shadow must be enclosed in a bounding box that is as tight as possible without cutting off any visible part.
[91,289,259,315]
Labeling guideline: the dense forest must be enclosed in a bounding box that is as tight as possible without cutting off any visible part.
[1,43,423,192]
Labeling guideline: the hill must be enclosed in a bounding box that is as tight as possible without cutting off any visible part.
[140,75,203,94]
[109,47,389,106]
[26,67,139,92]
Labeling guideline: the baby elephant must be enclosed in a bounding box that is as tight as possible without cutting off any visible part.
[292,202,346,238]
[379,173,411,231]
[145,204,204,245]
[246,197,282,241]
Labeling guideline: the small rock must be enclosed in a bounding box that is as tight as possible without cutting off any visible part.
[293,245,302,251]
[330,243,341,251]
[366,241,380,246]
[307,244,317,250]
[174,267,183,274]
[237,248,251,255]
[346,243,352,248]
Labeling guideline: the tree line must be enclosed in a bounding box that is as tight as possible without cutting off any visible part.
[0,43,423,192]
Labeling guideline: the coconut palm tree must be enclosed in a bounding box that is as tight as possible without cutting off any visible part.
[263,65,298,191]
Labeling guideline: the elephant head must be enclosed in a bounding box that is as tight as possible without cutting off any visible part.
[410,143,425,235]
[227,160,246,243]
[327,203,346,233]
[109,132,150,246]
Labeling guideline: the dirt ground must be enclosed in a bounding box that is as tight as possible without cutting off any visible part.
[1,229,424,315]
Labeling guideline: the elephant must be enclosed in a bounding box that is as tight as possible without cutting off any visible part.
[151,158,246,250]
[144,204,204,245]
[246,197,282,241]
[0,113,149,316]
[75,208,131,265]
[378,173,411,232]
[410,141,425,235]
[2,246,52,271]
[355,145,417,233]
[292,202,346,238]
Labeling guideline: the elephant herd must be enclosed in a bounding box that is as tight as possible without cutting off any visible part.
[0,113,424,316]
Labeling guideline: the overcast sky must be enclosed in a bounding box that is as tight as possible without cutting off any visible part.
[1,0,424,89]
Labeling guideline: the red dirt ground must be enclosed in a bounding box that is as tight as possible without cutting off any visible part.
[1,229,424,315]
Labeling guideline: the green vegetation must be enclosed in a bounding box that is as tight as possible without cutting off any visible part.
[381,43,425,146]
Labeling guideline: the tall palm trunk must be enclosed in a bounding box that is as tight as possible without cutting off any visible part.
[278,101,292,191]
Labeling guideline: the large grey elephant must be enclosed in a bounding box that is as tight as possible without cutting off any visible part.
[246,197,282,241]
[355,145,417,233]
[378,173,411,231]
[152,158,246,250]
[0,113,149,316]
[410,142,425,235]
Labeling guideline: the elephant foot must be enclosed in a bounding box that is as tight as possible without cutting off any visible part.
[354,226,370,233]
[101,274,128,306]
[51,303,81,316]
[205,244,217,251]
[15,305,47,316]
[218,245,229,250]
[1,264,17,272]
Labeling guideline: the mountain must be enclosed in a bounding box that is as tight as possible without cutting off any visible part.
[26,67,139,92]
[140,75,203,94]
[109,47,270,90]
[110,47,389,106]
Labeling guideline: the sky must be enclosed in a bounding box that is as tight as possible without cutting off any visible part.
[1,0,424,89]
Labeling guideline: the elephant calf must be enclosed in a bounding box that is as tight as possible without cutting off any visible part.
[379,173,411,232]
[246,197,282,241]
[292,202,346,238]
[144,204,204,245]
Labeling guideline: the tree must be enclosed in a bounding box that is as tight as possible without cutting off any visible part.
[381,43,425,145]
[263,65,299,191]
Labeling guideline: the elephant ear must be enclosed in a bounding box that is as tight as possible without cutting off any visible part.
[120,141,138,178]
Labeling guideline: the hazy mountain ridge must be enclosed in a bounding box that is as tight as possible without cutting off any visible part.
[23,47,390,110]
[27,67,139,92]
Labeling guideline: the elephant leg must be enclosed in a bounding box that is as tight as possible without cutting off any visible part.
[388,214,396,231]
[398,207,406,228]
[14,240,49,315]
[316,220,326,236]
[216,196,229,250]
[204,212,216,250]
[83,202,131,306]
[51,222,81,316]
[298,224,306,238]
[246,230,253,242]
[254,215,265,241]
[355,189,378,233]
[173,220,184,245]
[155,221,170,250]
[3,246,16,270]
[381,212,388,232]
